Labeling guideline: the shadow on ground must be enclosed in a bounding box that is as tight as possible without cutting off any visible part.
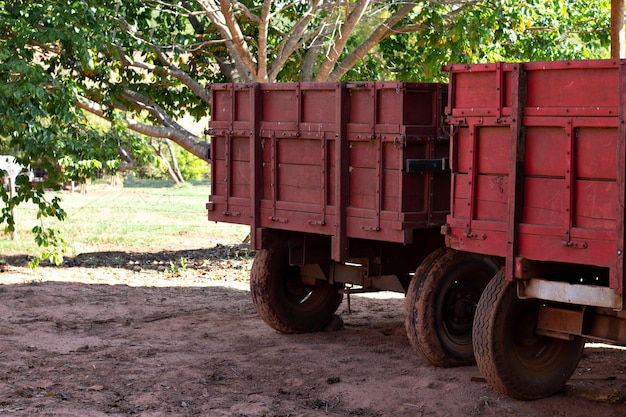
[1,243,254,272]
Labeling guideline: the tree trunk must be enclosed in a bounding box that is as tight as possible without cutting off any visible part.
[165,140,185,183]
[153,141,182,184]
[611,0,625,58]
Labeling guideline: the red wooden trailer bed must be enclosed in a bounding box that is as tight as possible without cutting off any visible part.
[443,59,626,399]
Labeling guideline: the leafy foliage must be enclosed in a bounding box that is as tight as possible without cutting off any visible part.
[174,148,209,181]
[0,0,153,260]
[374,0,611,81]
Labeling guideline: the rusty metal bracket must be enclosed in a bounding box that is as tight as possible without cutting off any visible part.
[307,220,326,226]
[393,134,406,149]
[463,231,487,240]
[561,240,588,249]
[269,216,288,223]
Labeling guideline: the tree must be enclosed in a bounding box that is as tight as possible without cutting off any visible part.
[0,0,611,263]
[367,0,611,81]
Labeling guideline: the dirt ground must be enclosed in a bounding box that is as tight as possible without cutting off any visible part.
[1,243,626,417]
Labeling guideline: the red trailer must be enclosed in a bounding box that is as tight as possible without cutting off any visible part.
[442,59,626,399]
[207,82,500,366]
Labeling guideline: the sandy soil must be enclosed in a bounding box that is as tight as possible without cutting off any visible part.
[1,244,626,417]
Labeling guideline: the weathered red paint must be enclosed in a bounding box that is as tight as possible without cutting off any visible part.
[444,59,624,293]
[206,82,449,260]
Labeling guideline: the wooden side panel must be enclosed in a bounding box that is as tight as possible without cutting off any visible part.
[276,138,323,205]
[345,83,449,242]
[445,63,513,117]
[446,60,623,291]
[207,84,253,225]
[524,60,619,115]
[208,81,450,251]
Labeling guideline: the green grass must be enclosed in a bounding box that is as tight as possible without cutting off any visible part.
[0,179,249,256]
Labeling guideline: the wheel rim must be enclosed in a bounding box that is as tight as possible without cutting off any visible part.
[441,279,481,345]
[438,266,492,350]
[251,249,343,333]
[281,265,334,315]
[507,299,573,377]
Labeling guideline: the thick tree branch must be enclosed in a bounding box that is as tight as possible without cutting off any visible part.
[217,0,259,80]
[315,0,371,81]
[75,96,210,162]
[196,0,254,81]
[299,23,334,81]
[256,0,273,80]
[327,3,416,82]
[182,0,207,34]
[111,16,212,104]
[234,2,262,23]
[269,0,323,81]
[148,45,212,104]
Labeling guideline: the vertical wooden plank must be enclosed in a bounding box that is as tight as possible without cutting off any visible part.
[270,131,277,220]
[320,134,327,225]
[224,84,233,216]
[496,62,503,120]
[250,83,263,250]
[444,70,454,117]
[615,61,626,293]
[563,120,575,246]
[375,134,383,230]
[505,64,527,282]
[332,83,350,261]
[464,122,478,236]
[208,85,218,214]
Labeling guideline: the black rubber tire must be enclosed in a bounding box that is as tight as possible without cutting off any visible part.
[473,270,585,400]
[404,248,499,367]
[250,249,343,334]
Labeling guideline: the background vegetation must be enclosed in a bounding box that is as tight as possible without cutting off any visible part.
[0,180,247,259]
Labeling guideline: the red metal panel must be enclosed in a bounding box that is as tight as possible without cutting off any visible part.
[475,126,510,174]
[524,125,567,177]
[261,86,298,123]
[518,233,617,266]
[301,86,339,124]
[445,59,625,294]
[444,63,513,117]
[522,177,566,226]
[575,180,617,230]
[345,82,449,242]
[474,174,508,222]
[347,82,443,132]
[208,81,449,256]
[206,84,254,226]
[576,127,616,180]
[210,85,232,122]
[524,60,619,116]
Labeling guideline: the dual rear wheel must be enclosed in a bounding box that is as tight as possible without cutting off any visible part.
[404,248,499,367]
[250,249,343,334]
[405,248,585,399]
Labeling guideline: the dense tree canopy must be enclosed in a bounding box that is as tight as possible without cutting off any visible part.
[0,0,612,262]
